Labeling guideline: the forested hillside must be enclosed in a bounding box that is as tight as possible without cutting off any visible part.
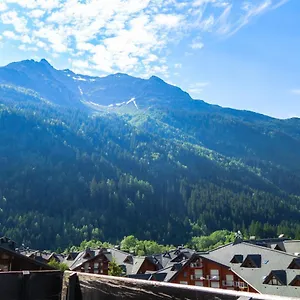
[1,59,300,250]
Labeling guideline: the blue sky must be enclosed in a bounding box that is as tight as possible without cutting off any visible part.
[0,0,298,118]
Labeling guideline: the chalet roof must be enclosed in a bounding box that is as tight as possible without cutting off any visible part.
[282,240,300,255]
[69,249,104,270]
[200,241,300,297]
[0,236,16,251]
[0,244,54,270]
[131,257,146,275]
[148,252,197,283]
[151,247,195,269]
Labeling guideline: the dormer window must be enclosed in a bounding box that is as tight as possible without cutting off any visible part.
[274,243,285,252]
[263,270,287,286]
[288,258,300,269]
[289,275,300,286]
[124,255,133,264]
[230,255,243,264]
[241,254,261,268]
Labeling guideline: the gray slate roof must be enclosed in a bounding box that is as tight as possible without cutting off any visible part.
[200,241,300,298]
[131,247,196,282]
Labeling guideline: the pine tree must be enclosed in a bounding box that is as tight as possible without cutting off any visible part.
[108,259,123,277]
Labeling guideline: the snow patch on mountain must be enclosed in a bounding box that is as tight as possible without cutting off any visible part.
[127,97,138,109]
[73,76,87,81]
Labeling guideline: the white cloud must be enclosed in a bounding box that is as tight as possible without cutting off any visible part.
[2,0,60,10]
[154,14,183,28]
[1,10,28,33]
[188,82,210,96]
[28,9,45,18]
[272,0,290,9]
[190,41,204,49]
[3,31,18,40]
[0,3,8,11]
[291,89,300,95]
[18,44,38,51]
[190,36,204,50]
[174,63,182,69]
[0,0,290,77]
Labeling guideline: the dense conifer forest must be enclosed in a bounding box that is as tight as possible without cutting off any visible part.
[1,59,300,250]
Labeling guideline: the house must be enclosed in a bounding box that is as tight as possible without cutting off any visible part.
[0,236,54,271]
[69,248,110,274]
[129,247,198,283]
[131,241,300,298]
[68,247,159,276]
[198,239,300,298]
[20,249,65,265]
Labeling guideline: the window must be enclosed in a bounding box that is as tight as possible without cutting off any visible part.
[195,269,203,279]
[211,281,220,288]
[84,263,89,272]
[263,270,287,286]
[210,269,219,280]
[183,272,187,278]
[289,275,300,286]
[237,281,248,288]
[269,277,281,285]
[225,274,234,286]
[241,255,261,268]
[180,281,188,285]
[195,281,203,286]
[230,255,243,264]
[94,262,99,273]
[288,258,300,269]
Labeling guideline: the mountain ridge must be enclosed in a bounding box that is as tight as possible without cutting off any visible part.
[0,58,292,120]
[1,58,300,249]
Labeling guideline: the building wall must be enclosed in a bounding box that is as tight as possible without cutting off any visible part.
[171,256,257,293]
[0,249,50,271]
[74,254,109,275]
[138,259,158,274]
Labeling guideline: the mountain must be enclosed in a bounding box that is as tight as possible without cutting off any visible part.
[0,59,191,110]
[1,59,300,250]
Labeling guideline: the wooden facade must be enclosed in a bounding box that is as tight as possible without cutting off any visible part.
[0,247,53,271]
[138,258,158,274]
[170,255,258,293]
[73,253,110,275]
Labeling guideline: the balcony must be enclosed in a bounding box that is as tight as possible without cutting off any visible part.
[236,281,248,289]
[222,281,235,287]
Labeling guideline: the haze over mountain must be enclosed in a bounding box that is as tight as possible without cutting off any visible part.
[1,59,300,250]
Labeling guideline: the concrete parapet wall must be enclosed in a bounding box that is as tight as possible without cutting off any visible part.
[61,271,299,300]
